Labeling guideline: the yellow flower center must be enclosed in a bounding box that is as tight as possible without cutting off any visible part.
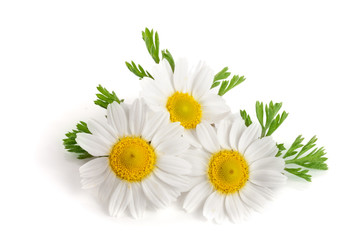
[208,150,249,194]
[166,92,202,129]
[109,136,156,182]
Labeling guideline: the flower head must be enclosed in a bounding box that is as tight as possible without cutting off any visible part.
[140,59,230,145]
[182,117,287,223]
[76,99,191,218]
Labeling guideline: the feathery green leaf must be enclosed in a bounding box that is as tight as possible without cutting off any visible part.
[161,49,175,72]
[276,143,286,157]
[240,109,253,127]
[282,135,328,181]
[125,61,154,80]
[218,75,246,96]
[63,121,93,159]
[285,167,312,182]
[255,101,288,137]
[212,67,245,95]
[212,67,231,89]
[142,28,160,63]
[285,136,328,170]
[94,85,124,109]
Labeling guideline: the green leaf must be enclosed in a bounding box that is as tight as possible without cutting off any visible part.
[255,101,264,127]
[255,101,288,137]
[267,111,289,136]
[285,167,312,182]
[283,135,304,158]
[125,61,154,80]
[276,143,285,157]
[212,67,231,89]
[94,85,124,109]
[142,28,160,63]
[285,136,328,170]
[218,80,229,96]
[211,67,245,95]
[161,49,175,72]
[240,109,252,127]
[218,75,246,96]
[63,121,93,159]
[282,135,328,181]
[295,135,317,158]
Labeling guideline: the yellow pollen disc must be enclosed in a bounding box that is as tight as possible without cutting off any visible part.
[208,150,249,194]
[109,136,156,182]
[166,91,202,129]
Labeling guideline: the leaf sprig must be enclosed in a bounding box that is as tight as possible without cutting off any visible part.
[161,49,175,72]
[125,61,154,80]
[240,109,252,127]
[276,143,285,157]
[142,28,160,63]
[63,121,93,159]
[256,101,289,137]
[238,102,327,181]
[284,168,312,182]
[282,135,328,181]
[126,28,175,80]
[212,67,245,96]
[94,85,124,109]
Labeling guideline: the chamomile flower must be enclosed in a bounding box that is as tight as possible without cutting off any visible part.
[182,117,287,223]
[76,99,191,218]
[140,59,230,145]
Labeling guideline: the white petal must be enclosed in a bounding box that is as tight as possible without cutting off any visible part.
[250,157,285,172]
[183,181,213,212]
[214,198,226,224]
[239,182,269,212]
[229,118,246,150]
[196,123,220,153]
[141,111,169,141]
[155,137,189,156]
[250,170,287,188]
[247,182,274,200]
[108,181,130,217]
[128,99,147,135]
[189,63,214,99]
[156,155,192,175]
[179,150,209,176]
[141,175,171,209]
[151,60,174,95]
[154,169,189,191]
[98,172,117,202]
[128,183,146,219]
[237,123,262,153]
[200,94,231,122]
[151,122,183,148]
[188,175,207,189]
[225,193,249,223]
[199,93,226,108]
[202,105,231,124]
[81,167,110,189]
[216,119,232,149]
[79,157,108,178]
[107,102,128,137]
[76,133,111,156]
[203,191,225,222]
[244,136,278,163]
[183,130,202,148]
[173,58,188,92]
[140,77,168,107]
[87,120,117,146]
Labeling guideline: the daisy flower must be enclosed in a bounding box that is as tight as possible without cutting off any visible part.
[182,117,287,223]
[140,59,230,145]
[76,99,191,218]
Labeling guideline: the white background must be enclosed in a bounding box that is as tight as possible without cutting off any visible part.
[1,0,359,239]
